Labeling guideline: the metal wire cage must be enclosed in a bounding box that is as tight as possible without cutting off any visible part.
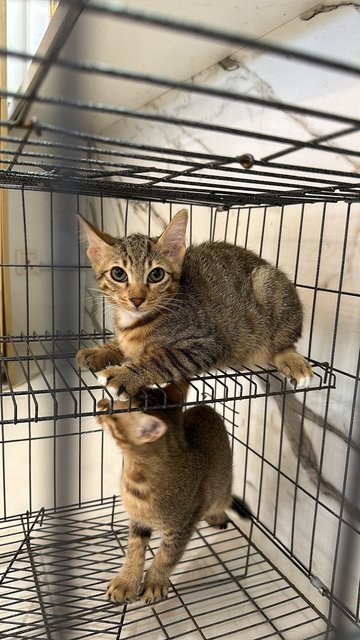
[0,2,359,639]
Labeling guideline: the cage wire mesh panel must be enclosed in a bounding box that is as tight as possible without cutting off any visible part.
[0,1,360,639]
[1,497,331,640]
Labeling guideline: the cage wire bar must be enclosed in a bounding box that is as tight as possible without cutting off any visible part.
[0,1,359,639]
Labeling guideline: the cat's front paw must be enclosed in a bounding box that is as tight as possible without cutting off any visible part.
[77,344,124,372]
[97,365,142,397]
[139,578,170,604]
[106,574,138,603]
[290,359,313,389]
[273,350,313,389]
[77,347,104,371]
[77,346,120,373]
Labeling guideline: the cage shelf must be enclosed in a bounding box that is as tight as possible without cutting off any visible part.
[0,496,331,640]
[0,332,335,425]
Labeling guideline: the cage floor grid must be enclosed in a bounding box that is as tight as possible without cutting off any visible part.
[0,497,329,640]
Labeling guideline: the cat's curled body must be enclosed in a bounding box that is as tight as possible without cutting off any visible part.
[77,209,312,396]
[97,383,251,604]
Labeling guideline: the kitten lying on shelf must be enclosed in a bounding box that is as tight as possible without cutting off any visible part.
[77,209,312,396]
[97,383,251,604]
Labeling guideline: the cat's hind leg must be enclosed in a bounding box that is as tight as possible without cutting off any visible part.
[205,511,230,530]
[272,347,313,389]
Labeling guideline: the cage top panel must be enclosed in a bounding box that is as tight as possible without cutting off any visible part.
[1,1,360,206]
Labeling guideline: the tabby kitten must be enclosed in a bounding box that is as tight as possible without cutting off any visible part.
[77,209,312,396]
[97,383,251,604]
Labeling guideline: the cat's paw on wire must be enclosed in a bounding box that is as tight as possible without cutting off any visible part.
[96,365,142,397]
[273,350,313,390]
[77,347,106,371]
[77,345,123,372]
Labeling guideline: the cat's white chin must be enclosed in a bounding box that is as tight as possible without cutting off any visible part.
[117,308,148,328]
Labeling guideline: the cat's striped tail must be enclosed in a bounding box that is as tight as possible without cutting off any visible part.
[230,495,252,520]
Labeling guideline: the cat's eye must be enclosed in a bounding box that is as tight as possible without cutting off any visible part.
[110,266,128,282]
[148,267,165,283]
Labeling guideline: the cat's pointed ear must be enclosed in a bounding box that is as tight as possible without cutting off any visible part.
[164,381,189,404]
[156,209,188,261]
[135,413,167,444]
[77,213,115,266]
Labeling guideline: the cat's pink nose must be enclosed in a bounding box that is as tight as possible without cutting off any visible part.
[131,297,145,308]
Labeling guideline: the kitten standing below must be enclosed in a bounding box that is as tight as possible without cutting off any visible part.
[97,384,251,604]
[77,209,312,396]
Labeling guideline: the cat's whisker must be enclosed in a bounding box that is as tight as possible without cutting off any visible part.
[153,302,184,316]
[86,312,107,321]
[81,296,105,304]
[86,309,110,321]
[84,296,107,305]
[82,290,104,298]
[84,301,108,312]
[82,298,104,305]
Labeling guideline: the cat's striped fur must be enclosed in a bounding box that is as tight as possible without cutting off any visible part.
[97,383,251,604]
[77,209,312,395]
